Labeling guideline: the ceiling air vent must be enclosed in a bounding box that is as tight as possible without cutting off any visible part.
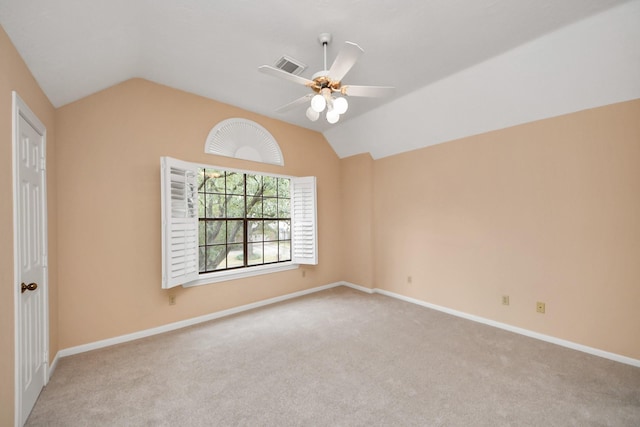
[274,55,307,75]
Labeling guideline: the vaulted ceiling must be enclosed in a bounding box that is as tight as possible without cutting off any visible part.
[1,0,638,158]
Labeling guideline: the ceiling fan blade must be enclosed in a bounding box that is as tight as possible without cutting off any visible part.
[258,65,314,87]
[341,85,395,98]
[275,94,313,113]
[327,41,364,82]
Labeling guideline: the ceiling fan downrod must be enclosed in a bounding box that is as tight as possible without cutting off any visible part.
[318,33,332,72]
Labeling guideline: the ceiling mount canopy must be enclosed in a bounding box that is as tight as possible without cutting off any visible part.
[258,33,395,124]
[204,118,284,166]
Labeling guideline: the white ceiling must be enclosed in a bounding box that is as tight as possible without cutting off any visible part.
[1,0,638,159]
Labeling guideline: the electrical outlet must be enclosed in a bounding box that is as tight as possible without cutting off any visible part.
[502,295,509,306]
[536,301,545,314]
[302,269,306,278]
[169,295,176,306]
[407,276,412,284]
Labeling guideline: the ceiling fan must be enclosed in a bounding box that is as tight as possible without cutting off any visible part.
[258,33,394,124]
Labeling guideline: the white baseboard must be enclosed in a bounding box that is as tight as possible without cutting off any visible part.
[341,281,640,368]
[48,352,60,381]
[341,282,375,294]
[57,282,343,359]
[53,280,640,369]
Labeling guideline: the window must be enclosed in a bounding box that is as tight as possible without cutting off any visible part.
[198,168,291,272]
[161,157,317,289]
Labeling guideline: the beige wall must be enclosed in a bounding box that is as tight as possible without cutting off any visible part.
[0,25,57,425]
[370,99,640,360]
[55,78,343,349]
[340,153,375,288]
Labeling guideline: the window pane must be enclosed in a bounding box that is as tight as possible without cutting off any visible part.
[263,176,277,197]
[206,194,226,218]
[197,169,206,191]
[199,221,205,245]
[206,245,226,271]
[227,195,245,218]
[246,174,262,196]
[247,197,262,218]
[249,220,263,242]
[226,172,244,195]
[204,169,225,193]
[264,220,278,241]
[198,193,205,217]
[247,243,264,265]
[278,198,290,218]
[278,178,290,198]
[206,220,226,245]
[279,241,291,261]
[227,220,244,244]
[278,220,290,240]
[227,243,244,268]
[263,198,277,218]
[199,247,206,272]
[264,242,278,263]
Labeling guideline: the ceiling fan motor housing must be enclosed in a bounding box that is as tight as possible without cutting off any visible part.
[310,74,341,93]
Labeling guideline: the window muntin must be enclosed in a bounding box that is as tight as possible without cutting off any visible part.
[197,168,291,273]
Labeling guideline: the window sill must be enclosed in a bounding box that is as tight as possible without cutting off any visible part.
[184,262,299,287]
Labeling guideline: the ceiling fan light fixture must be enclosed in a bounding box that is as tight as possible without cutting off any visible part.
[326,110,340,124]
[306,106,320,121]
[259,32,393,126]
[333,96,348,114]
[311,94,326,112]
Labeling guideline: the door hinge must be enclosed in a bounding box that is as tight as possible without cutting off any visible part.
[40,157,46,171]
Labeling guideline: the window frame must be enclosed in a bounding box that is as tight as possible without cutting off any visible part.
[161,157,317,289]
[197,168,293,275]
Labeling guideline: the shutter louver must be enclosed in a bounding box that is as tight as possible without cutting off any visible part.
[161,157,199,288]
[291,176,318,265]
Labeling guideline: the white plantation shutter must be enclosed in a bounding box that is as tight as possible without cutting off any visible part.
[161,157,199,288]
[291,176,318,265]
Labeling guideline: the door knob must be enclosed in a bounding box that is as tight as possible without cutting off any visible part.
[21,282,38,293]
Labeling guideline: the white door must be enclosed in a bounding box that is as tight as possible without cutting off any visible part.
[13,92,48,426]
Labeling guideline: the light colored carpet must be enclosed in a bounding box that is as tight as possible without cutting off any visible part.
[27,286,640,426]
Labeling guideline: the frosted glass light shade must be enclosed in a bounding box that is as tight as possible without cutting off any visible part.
[326,110,340,124]
[333,97,348,114]
[311,94,326,112]
[306,106,320,121]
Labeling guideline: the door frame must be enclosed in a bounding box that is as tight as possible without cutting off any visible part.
[12,91,49,427]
